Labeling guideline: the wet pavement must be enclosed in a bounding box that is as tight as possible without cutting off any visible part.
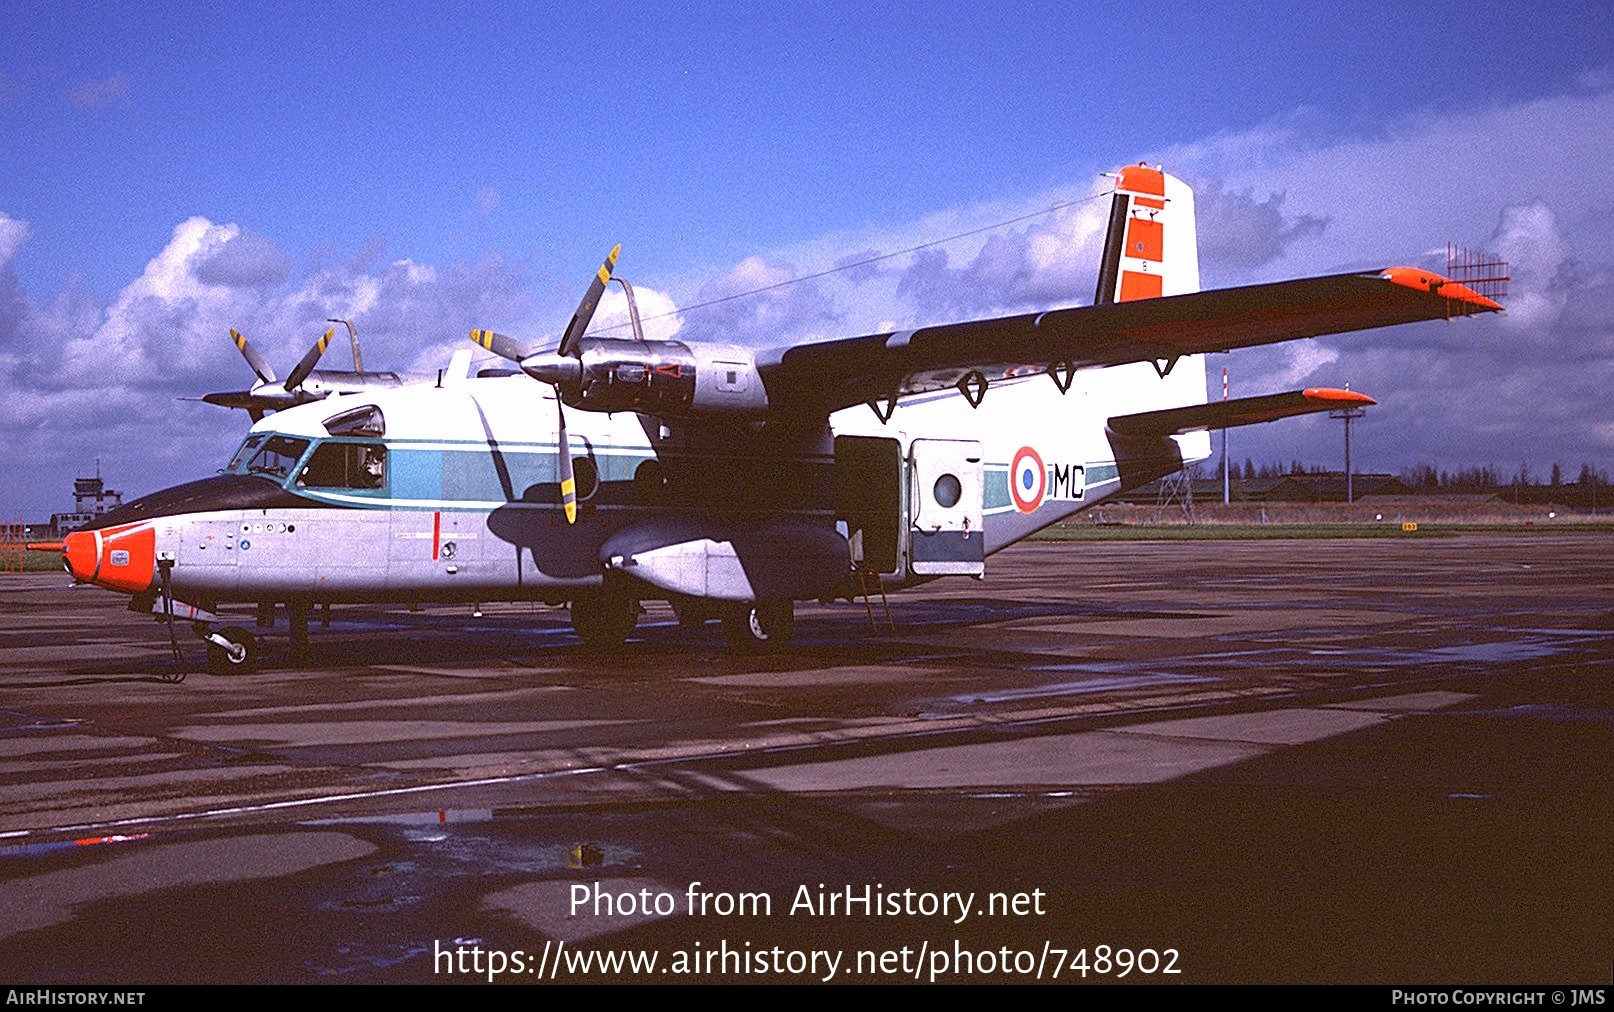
[0,532,1609,983]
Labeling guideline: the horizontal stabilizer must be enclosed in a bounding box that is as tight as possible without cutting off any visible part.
[1107,387,1375,438]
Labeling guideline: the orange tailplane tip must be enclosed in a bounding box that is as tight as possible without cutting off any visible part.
[1299,388,1377,407]
[1381,267,1505,312]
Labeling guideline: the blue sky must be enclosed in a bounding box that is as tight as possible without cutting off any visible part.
[4,2,1614,514]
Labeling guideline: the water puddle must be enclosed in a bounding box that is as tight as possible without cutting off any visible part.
[0,832,151,860]
[954,672,1218,705]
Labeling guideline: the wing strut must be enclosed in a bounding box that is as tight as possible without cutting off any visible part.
[1047,360,1076,393]
[956,370,988,408]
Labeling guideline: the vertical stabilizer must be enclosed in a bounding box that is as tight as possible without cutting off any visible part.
[1094,164,1200,304]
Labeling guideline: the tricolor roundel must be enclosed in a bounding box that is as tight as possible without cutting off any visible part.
[1009,445,1046,514]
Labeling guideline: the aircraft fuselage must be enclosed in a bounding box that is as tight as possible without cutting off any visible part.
[63,361,1209,612]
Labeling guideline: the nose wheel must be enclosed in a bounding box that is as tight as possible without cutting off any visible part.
[201,626,257,675]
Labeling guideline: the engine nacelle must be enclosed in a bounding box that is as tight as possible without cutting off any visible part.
[565,339,768,418]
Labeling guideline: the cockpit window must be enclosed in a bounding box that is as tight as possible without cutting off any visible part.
[297,441,387,490]
[230,435,310,478]
[226,433,269,472]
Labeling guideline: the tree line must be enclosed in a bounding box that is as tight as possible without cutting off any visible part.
[1229,459,1610,490]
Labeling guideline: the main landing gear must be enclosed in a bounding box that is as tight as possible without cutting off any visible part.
[722,599,794,654]
[569,587,640,649]
[569,590,795,653]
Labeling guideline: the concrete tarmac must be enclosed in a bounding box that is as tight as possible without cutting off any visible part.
[0,532,1608,983]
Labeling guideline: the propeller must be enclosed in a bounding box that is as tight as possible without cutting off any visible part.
[555,394,577,523]
[559,244,619,357]
[207,324,364,419]
[469,245,621,524]
[222,326,335,401]
[230,329,278,385]
[283,327,335,392]
[469,327,534,363]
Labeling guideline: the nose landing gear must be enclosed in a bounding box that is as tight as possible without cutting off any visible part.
[201,625,258,675]
[144,578,265,677]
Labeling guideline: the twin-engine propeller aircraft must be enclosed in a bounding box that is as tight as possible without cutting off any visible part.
[38,165,1503,674]
[200,319,426,420]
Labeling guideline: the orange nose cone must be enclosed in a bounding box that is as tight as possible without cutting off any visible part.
[98,524,156,593]
[63,530,100,582]
[61,524,155,593]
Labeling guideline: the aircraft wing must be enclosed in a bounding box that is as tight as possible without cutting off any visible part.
[760,267,1501,422]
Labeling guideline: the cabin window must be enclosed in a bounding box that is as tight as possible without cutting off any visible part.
[297,441,387,490]
[572,456,599,501]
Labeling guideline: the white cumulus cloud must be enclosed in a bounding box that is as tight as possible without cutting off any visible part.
[0,213,29,268]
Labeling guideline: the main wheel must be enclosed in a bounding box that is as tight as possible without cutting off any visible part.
[570,589,639,649]
[722,599,794,653]
[205,626,257,676]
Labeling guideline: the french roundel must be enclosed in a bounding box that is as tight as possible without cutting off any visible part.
[1009,445,1045,514]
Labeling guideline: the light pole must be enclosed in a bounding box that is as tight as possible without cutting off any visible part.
[1221,367,1230,505]
[1329,403,1366,504]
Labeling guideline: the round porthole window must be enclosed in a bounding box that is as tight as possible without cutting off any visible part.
[933,473,962,508]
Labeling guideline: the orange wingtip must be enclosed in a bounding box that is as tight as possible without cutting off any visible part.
[1381,267,1504,311]
[1300,388,1377,407]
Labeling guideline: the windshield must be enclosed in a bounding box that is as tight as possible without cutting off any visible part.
[226,434,269,472]
[225,434,310,478]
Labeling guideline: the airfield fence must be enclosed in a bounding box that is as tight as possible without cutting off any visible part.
[1,522,24,573]
[1,518,56,573]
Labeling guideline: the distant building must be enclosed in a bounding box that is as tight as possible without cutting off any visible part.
[0,520,43,540]
[49,473,125,533]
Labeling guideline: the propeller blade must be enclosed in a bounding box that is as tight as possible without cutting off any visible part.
[229,329,277,385]
[284,328,335,391]
[556,245,620,358]
[469,328,533,364]
[556,395,577,524]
